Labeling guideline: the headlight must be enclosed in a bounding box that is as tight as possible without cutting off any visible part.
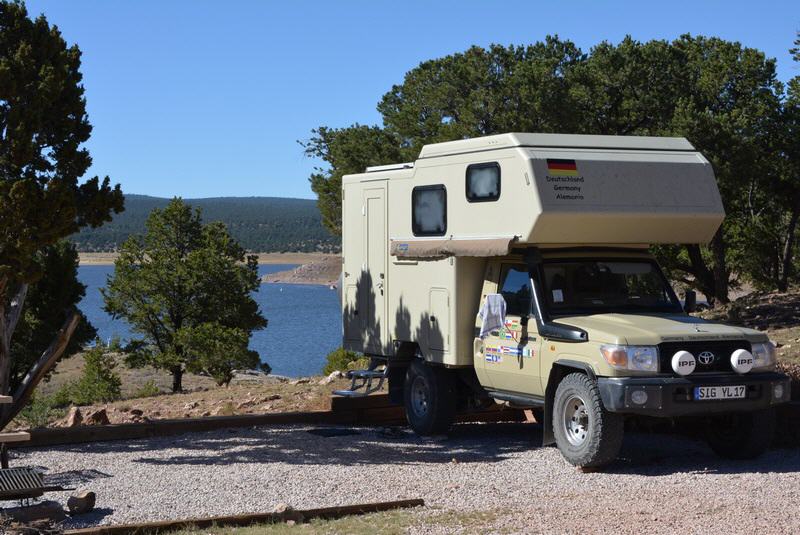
[751,341,776,370]
[600,345,659,373]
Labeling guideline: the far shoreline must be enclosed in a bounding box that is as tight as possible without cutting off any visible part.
[78,252,337,266]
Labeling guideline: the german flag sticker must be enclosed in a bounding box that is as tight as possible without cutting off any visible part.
[546,158,578,177]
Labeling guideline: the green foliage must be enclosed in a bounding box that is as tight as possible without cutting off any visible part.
[301,126,405,236]
[322,347,363,375]
[18,395,63,429]
[56,345,122,406]
[107,335,123,353]
[102,198,268,392]
[377,38,586,149]
[9,241,96,391]
[0,1,124,284]
[179,322,260,386]
[71,195,339,253]
[0,2,122,399]
[132,379,161,399]
[307,34,799,303]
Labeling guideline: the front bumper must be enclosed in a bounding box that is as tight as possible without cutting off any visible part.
[597,372,790,417]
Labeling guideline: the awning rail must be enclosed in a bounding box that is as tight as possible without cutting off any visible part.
[389,236,519,260]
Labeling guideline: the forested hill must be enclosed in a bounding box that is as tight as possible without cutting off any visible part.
[71,195,340,253]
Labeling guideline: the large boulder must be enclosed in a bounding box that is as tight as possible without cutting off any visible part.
[83,408,110,426]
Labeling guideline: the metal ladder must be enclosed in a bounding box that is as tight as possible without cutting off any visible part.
[332,357,388,397]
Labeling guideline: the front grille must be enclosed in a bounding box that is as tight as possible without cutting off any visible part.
[658,340,751,375]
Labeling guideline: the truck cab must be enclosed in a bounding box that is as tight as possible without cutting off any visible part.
[472,248,788,466]
[337,132,790,469]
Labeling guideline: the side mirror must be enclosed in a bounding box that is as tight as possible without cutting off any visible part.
[684,290,697,313]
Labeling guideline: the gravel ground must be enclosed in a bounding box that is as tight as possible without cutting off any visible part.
[10,422,800,534]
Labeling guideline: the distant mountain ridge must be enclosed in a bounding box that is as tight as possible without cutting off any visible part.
[71,194,340,253]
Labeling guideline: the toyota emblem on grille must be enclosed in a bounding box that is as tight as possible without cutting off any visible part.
[698,351,715,365]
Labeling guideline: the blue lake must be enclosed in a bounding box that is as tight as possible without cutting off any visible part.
[77,265,342,377]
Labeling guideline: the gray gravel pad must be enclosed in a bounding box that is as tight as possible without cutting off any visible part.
[9,422,800,533]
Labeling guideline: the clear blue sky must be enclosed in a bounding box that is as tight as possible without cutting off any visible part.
[23,0,800,200]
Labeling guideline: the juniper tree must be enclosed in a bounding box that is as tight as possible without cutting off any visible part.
[0,2,123,424]
[103,198,267,392]
[306,35,789,303]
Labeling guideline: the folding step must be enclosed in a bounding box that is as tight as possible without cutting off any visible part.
[331,389,372,398]
[348,370,386,379]
[332,359,388,397]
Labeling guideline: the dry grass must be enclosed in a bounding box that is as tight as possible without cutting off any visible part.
[13,351,356,429]
[164,507,503,535]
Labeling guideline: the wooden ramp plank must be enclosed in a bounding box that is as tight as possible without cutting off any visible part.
[0,431,30,443]
[63,498,425,535]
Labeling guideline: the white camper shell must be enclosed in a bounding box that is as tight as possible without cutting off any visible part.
[341,133,724,365]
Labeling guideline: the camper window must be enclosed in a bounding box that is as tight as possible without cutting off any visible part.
[412,185,447,236]
[466,162,500,202]
[499,264,532,316]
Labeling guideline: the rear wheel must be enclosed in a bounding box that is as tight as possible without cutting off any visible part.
[552,373,624,468]
[706,409,775,459]
[404,359,457,435]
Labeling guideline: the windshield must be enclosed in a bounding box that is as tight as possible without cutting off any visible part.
[541,260,682,314]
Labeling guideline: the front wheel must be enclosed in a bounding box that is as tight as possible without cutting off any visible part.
[404,359,457,435]
[552,373,624,469]
[706,409,776,459]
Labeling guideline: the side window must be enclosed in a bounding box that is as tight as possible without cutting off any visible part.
[499,264,532,316]
[466,162,500,202]
[412,185,447,236]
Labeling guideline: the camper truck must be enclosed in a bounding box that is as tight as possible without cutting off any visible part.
[337,133,790,468]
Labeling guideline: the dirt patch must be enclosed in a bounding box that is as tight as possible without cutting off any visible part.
[263,256,341,286]
[22,351,356,429]
[38,353,217,399]
[46,376,353,427]
[697,290,800,331]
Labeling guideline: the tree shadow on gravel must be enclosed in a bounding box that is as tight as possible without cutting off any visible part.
[135,422,544,467]
[23,422,543,468]
[17,422,800,476]
[42,468,113,487]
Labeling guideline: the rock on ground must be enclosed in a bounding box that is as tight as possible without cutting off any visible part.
[65,407,82,427]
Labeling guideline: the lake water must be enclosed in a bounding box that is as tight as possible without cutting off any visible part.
[77,265,342,377]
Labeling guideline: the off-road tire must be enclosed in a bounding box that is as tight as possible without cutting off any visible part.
[706,409,776,460]
[552,372,624,468]
[404,359,457,435]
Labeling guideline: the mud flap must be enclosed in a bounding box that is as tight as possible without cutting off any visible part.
[543,389,555,446]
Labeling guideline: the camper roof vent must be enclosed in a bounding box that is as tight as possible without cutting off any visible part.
[366,162,415,173]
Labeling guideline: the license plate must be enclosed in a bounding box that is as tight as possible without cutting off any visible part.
[694,385,746,400]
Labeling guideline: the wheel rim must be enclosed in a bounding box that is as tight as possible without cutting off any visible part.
[562,395,590,446]
[411,376,429,417]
